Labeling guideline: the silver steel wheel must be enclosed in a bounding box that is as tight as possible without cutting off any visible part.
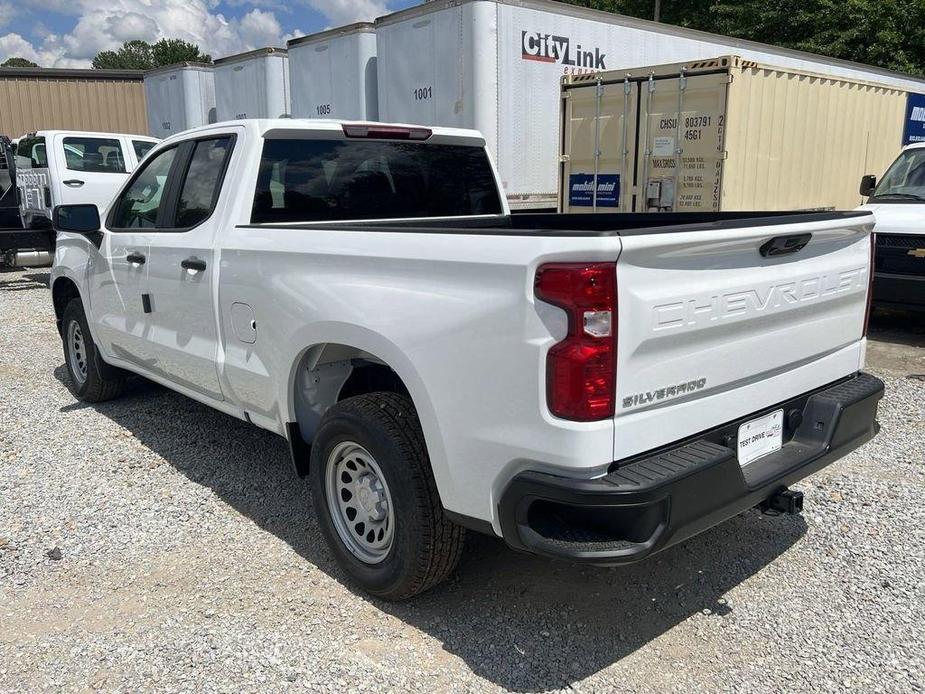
[324,441,395,564]
[66,319,88,385]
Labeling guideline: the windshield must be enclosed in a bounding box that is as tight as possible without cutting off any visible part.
[871,148,925,202]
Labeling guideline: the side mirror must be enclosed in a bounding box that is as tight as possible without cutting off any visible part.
[859,175,877,197]
[53,204,100,233]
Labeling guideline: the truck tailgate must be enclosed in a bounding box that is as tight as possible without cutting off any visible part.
[613,213,874,459]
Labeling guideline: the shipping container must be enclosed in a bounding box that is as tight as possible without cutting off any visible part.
[144,63,215,139]
[214,47,290,122]
[288,23,378,121]
[559,56,909,213]
[375,0,925,210]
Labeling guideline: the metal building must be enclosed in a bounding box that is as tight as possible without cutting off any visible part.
[0,67,148,138]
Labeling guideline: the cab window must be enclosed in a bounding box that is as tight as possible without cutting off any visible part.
[109,147,178,228]
[173,137,233,228]
[132,140,156,161]
[63,137,126,174]
[15,136,46,169]
[251,138,503,223]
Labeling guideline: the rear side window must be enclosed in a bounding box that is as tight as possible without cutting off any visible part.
[63,137,126,173]
[15,136,46,169]
[174,137,233,228]
[132,140,156,161]
[109,147,178,229]
[251,139,503,223]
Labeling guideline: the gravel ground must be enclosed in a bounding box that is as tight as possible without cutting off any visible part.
[1,267,923,693]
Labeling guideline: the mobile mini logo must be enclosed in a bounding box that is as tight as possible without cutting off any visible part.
[520,31,607,70]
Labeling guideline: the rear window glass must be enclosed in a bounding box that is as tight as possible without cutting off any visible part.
[63,137,126,173]
[15,136,46,169]
[132,140,156,161]
[251,139,503,223]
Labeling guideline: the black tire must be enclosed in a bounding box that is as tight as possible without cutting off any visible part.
[309,392,465,600]
[61,297,125,403]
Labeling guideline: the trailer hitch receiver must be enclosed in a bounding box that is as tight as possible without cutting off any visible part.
[760,488,804,515]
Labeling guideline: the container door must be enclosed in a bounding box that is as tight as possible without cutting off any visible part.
[634,72,728,213]
[560,79,638,213]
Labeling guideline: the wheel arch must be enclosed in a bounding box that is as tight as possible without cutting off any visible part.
[283,326,441,481]
[50,274,83,335]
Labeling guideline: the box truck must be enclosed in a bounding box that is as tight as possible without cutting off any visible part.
[214,47,291,121]
[375,0,925,210]
[560,56,910,213]
[288,23,378,121]
[144,63,216,139]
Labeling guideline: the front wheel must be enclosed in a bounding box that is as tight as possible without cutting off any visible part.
[61,298,125,403]
[309,392,464,600]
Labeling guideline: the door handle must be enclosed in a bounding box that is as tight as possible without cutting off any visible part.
[126,252,146,265]
[181,257,207,272]
[63,179,85,187]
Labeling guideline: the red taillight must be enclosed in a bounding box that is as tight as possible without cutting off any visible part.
[863,232,876,337]
[535,262,617,421]
[342,124,432,140]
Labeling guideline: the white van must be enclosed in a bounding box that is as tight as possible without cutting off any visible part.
[859,142,925,311]
[16,131,159,228]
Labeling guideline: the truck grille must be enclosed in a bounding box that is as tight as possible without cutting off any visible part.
[875,234,925,276]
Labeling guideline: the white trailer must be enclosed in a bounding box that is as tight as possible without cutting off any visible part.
[143,63,215,139]
[214,47,291,122]
[375,0,925,210]
[288,23,378,121]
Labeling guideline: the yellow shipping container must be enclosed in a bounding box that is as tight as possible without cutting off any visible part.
[559,56,908,213]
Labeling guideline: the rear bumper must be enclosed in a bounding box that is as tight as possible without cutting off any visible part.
[873,272,925,311]
[498,373,884,565]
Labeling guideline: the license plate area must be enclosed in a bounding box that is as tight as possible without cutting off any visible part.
[737,409,784,467]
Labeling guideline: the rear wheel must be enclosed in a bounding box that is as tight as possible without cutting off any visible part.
[309,392,465,600]
[61,298,125,403]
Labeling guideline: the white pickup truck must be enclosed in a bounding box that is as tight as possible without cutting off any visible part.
[859,142,925,311]
[50,119,884,600]
[16,130,159,229]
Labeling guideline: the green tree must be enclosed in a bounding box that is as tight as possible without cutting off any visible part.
[92,39,153,69]
[150,38,211,67]
[563,0,925,76]
[92,39,211,70]
[1,57,39,68]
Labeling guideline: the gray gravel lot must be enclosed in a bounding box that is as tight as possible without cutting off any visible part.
[1,267,923,693]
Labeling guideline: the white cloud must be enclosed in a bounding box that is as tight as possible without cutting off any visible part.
[0,0,304,67]
[303,0,391,27]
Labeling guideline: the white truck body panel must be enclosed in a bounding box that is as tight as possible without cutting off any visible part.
[289,24,379,121]
[144,63,216,139]
[375,0,925,209]
[858,142,925,236]
[215,49,291,121]
[51,119,875,533]
[16,131,158,227]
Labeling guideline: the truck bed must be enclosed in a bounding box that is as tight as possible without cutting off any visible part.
[246,210,869,236]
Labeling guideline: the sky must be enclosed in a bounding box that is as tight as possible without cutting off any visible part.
[0,0,421,68]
